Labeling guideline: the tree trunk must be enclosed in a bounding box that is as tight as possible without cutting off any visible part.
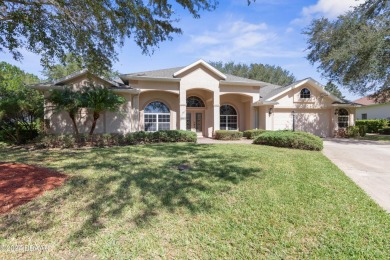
[69,113,79,135]
[89,111,100,135]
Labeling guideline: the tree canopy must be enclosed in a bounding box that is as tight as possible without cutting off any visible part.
[209,61,296,86]
[42,53,119,81]
[0,62,43,143]
[304,0,389,100]
[0,0,217,74]
[324,81,345,100]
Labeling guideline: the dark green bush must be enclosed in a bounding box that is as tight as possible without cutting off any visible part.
[253,130,323,151]
[243,129,267,139]
[346,126,360,138]
[35,130,197,148]
[355,120,389,133]
[378,127,390,135]
[215,130,243,140]
[358,125,367,137]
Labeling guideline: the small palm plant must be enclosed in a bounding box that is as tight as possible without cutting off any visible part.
[47,86,83,135]
[81,84,126,135]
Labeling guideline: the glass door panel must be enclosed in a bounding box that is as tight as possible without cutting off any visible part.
[196,113,202,132]
[186,112,191,130]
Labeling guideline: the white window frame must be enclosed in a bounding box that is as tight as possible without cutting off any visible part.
[220,104,238,130]
[144,101,171,132]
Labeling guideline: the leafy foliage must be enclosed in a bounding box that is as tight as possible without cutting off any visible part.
[0,0,217,73]
[42,53,119,81]
[35,130,197,148]
[0,62,43,144]
[253,130,323,151]
[47,84,127,135]
[304,0,390,100]
[81,85,126,135]
[243,129,268,139]
[324,81,345,100]
[378,127,390,135]
[209,61,296,86]
[47,87,84,135]
[355,119,389,133]
[214,130,243,140]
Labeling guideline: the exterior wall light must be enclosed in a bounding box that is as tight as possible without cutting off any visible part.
[268,108,273,116]
[334,109,339,115]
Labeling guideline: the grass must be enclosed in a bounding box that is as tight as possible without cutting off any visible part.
[0,144,389,258]
[359,134,390,142]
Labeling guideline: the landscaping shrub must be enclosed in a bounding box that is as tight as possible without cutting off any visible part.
[35,130,197,148]
[378,127,390,135]
[358,125,367,137]
[243,129,267,139]
[355,119,389,133]
[346,126,360,138]
[215,130,243,140]
[253,130,323,151]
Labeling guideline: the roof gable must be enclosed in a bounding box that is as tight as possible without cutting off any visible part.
[173,59,227,80]
[265,78,342,103]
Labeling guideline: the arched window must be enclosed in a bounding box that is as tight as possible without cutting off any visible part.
[144,101,170,131]
[300,88,311,99]
[186,96,205,107]
[220,104,238,130]
[338,108,349,128]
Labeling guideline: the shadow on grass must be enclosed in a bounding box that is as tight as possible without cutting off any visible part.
[0,143,262,247]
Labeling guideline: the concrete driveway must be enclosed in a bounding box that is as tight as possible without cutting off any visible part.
[323,138,390,213]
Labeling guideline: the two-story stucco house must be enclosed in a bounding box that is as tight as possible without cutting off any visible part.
[33,60,358,137]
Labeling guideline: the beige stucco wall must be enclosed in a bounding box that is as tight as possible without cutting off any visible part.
[257,82,357,137]
[45,74,133,134]
[355,104,390,120]
[275,83,334,109]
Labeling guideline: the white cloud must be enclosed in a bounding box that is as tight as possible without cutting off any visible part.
[229,21,268,33]
[192,35,220,45]
[179,19,300,62]
[302,0,364,19]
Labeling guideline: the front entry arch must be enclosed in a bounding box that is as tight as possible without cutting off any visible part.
[186,96,205,136]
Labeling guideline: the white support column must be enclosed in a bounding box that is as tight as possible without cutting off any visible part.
[213,89,220,133]
[179,89,187,130]
[132,94,140,132]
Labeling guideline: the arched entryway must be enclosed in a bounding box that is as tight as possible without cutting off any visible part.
[186,96,206,134]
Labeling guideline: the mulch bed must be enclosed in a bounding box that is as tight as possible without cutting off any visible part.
[0,162,67,214]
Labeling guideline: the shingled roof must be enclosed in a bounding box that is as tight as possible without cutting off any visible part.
[120,66,268,85]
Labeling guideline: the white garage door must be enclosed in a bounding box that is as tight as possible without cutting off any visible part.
[273,110,330,137]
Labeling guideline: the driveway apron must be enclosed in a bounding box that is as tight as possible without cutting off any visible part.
[323,138,390,213]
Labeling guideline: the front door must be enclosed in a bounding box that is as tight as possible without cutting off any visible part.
[186,111,203,135]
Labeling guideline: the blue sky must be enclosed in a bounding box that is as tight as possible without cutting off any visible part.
[1,0,364,100]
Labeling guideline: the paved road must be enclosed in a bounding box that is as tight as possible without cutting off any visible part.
[323,138,390,213]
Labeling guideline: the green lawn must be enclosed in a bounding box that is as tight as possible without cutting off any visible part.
[0,144,389,258]
[360,134,390,142]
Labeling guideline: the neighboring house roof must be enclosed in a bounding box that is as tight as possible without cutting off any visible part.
[31,69,139,94]
[353,96,380,106]
[120,60,268,87]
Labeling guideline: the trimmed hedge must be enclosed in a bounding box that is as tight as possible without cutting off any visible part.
[253,130,323,151]
[243,129,267,139]
[379,127,390,135]
[35,130,197,148]
[355,120,389,133]
[215,130,243,140]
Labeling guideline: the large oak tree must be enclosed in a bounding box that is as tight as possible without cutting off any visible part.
[209,61,296,86]
[304,0,389,100]
[0,0,217,73]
